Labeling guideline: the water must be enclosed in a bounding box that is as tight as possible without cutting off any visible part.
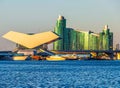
[0,60,120,88]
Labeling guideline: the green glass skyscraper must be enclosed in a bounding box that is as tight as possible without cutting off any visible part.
[99,25,113,50]
[53,15,66,50]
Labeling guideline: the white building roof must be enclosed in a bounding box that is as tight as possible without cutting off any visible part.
[3,31,59,49]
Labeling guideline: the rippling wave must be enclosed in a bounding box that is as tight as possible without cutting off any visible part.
[0,60,120,88]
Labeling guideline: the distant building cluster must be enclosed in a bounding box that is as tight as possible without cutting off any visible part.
[53,16,113,51]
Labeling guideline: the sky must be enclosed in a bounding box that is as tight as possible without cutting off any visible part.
[0,0,120,50]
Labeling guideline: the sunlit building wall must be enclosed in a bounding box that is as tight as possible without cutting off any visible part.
[79,32,85,50]
[76,31,89,50]
[69,29,77,50]
[83,32,89,50]
[63,28,70,51]
[77,31,99,50]
[89,33,99,50]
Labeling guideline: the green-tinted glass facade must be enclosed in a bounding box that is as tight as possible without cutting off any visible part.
[99,25,113,50]
[79,32,85,50]
[89,33,99,50]
[63,28,70,50]
[99,32,103,50]
[109,32,113,50]
[69,29,77,50]
[83,32,89,50]
[53,16,66,50]
[76,32,81,50]
[53,16,113,51]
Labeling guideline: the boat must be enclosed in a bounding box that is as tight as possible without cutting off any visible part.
[12,53,30,60]
[46,55,66,61]
[13,56,28,60]
[62,54,78,60]
[31,55,42,60]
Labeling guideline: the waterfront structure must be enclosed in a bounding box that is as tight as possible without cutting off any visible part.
[2,31,60,60]
[99,25,113,50]
[53,16,113,51]
[1,16,115,60]
[3,31,59,49]
[3,16,113,51]
[53,15,66,50]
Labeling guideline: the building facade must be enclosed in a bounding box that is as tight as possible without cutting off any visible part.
[53,15,66,50]
[99,25,113,50]
[53,16,113,51]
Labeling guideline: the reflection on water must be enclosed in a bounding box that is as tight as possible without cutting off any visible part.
[0,60,120,88]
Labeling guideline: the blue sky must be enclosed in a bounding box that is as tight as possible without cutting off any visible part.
[0,0,120,50]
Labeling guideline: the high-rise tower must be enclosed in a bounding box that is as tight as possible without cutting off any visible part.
[53,15,66,50]
[99,25,113,50]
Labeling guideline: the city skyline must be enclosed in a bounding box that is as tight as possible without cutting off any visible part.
[0,0,120,50]
[53,15,113,51]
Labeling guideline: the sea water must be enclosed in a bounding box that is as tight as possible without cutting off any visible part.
[0,60,120,88]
